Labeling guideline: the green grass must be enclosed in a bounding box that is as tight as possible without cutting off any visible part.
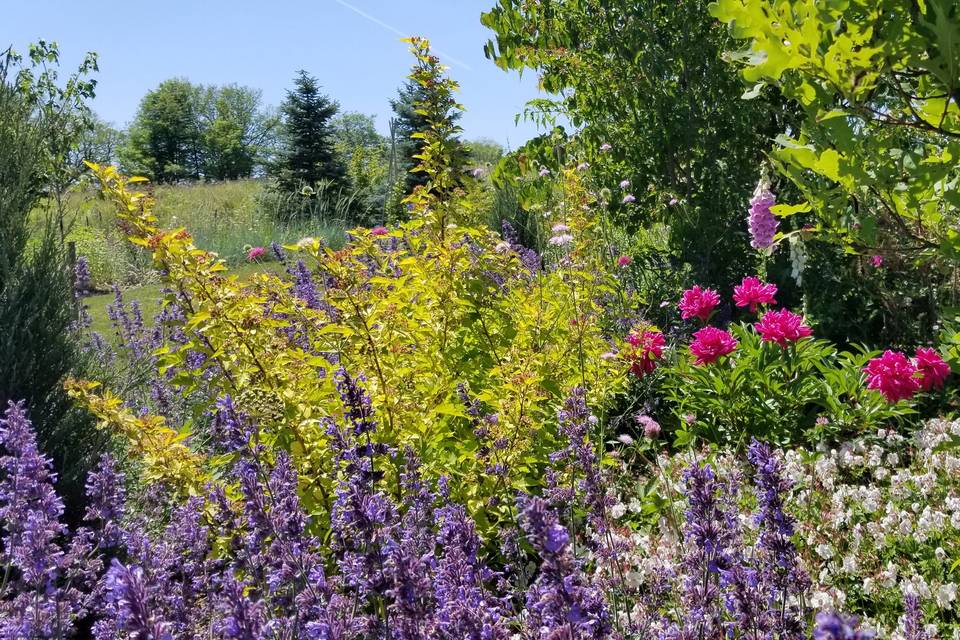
[82,260,288,338]
[32,179,349,289]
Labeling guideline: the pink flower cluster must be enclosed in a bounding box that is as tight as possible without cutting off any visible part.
[864,348,950,403]
[733,277,777,312]
[678,286,720,322]
[625,327,666,377]
[754,309,812,348]
[689,326,738,365]
[748,180,778,250]
[246,246,265,261]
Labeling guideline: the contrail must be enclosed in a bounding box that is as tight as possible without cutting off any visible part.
[330,0,473,71]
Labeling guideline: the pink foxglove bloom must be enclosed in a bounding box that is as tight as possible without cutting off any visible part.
[679,286,720,322]
[246,246,265,261]
[914,347,950,391]
[748,180,778,250]
[754,309,812,347]
[370,226,388,236]
[864,350,920,403]
[689,326,738,365]
[733,276,777,312]
[626,327,666,377]
[617,255,632,267]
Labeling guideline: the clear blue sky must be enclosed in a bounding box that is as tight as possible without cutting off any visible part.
[2,0,549,148]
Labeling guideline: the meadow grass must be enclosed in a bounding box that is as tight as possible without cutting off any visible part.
[34,179,349,288]
[81,260,288,338]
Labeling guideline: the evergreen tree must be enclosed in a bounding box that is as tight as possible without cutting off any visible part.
[272,70,345,192]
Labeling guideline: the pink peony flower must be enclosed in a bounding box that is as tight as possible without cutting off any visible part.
[246,246,265,261]
[748,179,778,250]
[733,276,777,313]
[754,309,812,348]
[370,226,389,236]
[626,327,666,377]
[679,286,720,322]
[872,255,884,268]
[914,347,950,391]
[864,350,920,403]
[617,255,632,267]
[689,326,738,365]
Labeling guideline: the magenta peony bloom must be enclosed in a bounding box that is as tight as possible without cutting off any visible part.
[679,286,720,322]
[689,326,738,365]
[754,309,812,347]
[617,255,632,267]
[246,246,265,261]
[626,327,666,377]
[748,180,778,250]
[733,276,777,313]
[864,350,920,403]
[370,225,389,236]
[914,347,950,391]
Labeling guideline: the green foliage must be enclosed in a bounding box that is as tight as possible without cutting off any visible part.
[710,0,960,264]
[0,44,106,517]
[660,323,915,447]
[120,78,203,181]
[271,70,345,194]
[482,0,802,287]
[401,37,474,236]
[198,84,278,180]
[121,78,275,182]
[331,112,390,223]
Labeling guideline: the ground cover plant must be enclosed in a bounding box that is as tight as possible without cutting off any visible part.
[3,3,960,639]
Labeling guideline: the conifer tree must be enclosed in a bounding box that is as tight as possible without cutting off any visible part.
[272,70,345,192]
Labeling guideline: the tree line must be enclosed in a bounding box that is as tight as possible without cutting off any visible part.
[85,68,504,219]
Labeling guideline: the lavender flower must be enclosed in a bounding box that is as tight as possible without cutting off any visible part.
[102,559,173,640]
[520,496,611,638]
[812,612,873,640]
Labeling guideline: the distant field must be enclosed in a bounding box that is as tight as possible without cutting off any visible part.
[81,261,289,338]
[33,178,348,290]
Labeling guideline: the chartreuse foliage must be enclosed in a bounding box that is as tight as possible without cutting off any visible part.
[710,0,960,262]
[70,40,624,531]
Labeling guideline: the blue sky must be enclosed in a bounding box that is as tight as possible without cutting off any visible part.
[2,0,550,147]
